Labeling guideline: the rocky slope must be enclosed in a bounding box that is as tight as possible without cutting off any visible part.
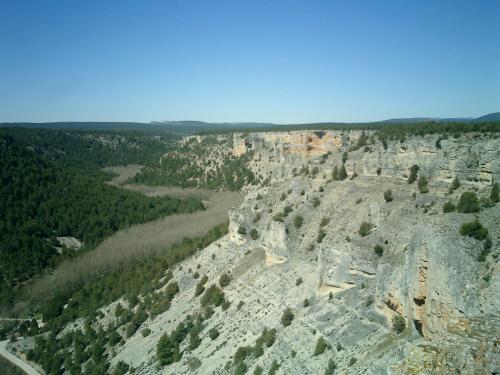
[13,130,499,374]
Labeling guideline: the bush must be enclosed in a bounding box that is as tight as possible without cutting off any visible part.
[320,217,330,227]
[418,176,429,193]
[253,366,263,375]
[443,201,455,213]
[491,183,499,203]
[194,275,208,297]
[457,192,480,213]
[113,361,129,375]
[376,167,382,176]
[408,165,419,184]
[141,328,151,337]
[294,215,304,229]
[295,277,303,286]
[281,307,294,327]
[384,189,393,202]
[208,328,219,340]
[237,226,247,235]
[358,222,373,237]
[280,193,287,201]
[234,362,247,375]
[312,197,321,207]
[324,359,337,375]
[250,229,259,240]
[314,337,329,356]
[450,176,460,192]
[392,314,406,334]
[374,245,383,257]
[303,298,310,307]
[268,360,280,375]
[200,285,225,307]
[317,229,326,243]
[219,273,232,288]
[459,219,488,240]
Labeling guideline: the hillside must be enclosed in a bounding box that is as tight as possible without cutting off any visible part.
[5,128,498,374]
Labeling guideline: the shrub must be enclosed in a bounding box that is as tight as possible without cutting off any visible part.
[450,176,460,192]
[358,222,373,237]
[219,273,231,288]
[459,219,488,240]
[338,165,348,180]
[200,285,225,307]
[324,359,337,375]
[280,193,286,201]
[491,183,499,203]
[376,167,382,176]
[408,164,419,184]
[314,337,329,356]
[268,360,280,375]
[237,226,247,235]
[281,307,294,327]
[237,300,245,310]
[250,229,259,240]
[384,189,393,202]
[349,357,357,366]
[312,197,321,207]
[303,298,310,307]
[141,328,151,337]
[187,357,201,371]
[317,229,326,243]
[114,303,124,318]
[234,361,247,375]
[392,314,406,334]
[295,277,303,286]
[442,201,455,213]
[262,328,277,347]
[157,333,180,366]
[294,215,304,229]
[418,176,429,193]
[208,328,219,340]
[374,245,384,257]
[253,366,263,375]
[113,361,129,375]
[195,275,208,297]
[457,192,480,213]
[320,217,330,227]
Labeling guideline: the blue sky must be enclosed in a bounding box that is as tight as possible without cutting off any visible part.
[1,0,499,123]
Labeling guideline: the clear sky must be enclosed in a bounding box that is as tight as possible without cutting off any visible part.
[1,0,499,123]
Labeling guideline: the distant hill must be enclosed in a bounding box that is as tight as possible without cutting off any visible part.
[475,112,500,122]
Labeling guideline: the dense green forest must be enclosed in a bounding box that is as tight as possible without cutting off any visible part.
[133,136,256,191]
[0,128,177,177]
[0,134,203,307]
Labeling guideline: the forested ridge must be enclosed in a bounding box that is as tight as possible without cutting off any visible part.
[0,134,203,307]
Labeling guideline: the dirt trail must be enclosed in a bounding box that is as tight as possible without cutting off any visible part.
[0,340,40,375]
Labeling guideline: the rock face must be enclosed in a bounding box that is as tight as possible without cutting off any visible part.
[49,131,498,375]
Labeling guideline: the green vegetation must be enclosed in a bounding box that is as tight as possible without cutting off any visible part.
[268,360,280,375]
[281,307,294,327]
[418,176,429,193]
[195,275,209,297]
[449,176,461,193]
[209,327,220,340]
[200,284,227,307]
[443,201,456,213]
[392,314,406,334]
[408,164,419,184]
[332,165,348,181]
[294,215,304,229]
[374,245,384,257]
[250,228,259,240]
[317,229,327,243]
[324,359,337,375]
[491,183,499,203]
[320,217,330,227]
[358,222,373,237]
[459,219,488,240]
[133,135,255,191]
[303,298,310,307]
[312,197,321,207]
[0,135,203,306]
[238,226,247,235]
[384,189,393,202]
[219,273,232,288]
[314,337,330,356]
[456,192,480,213]
[295,277,303,286]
